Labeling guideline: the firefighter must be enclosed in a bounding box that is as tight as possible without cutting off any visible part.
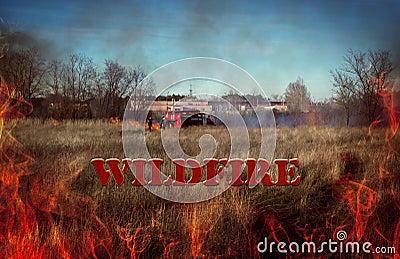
[160,115,165,129]
[148,115,153,131]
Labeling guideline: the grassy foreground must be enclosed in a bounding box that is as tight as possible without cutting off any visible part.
[3,118,400,257]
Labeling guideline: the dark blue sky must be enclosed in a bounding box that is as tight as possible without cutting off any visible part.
[2,0,400,99]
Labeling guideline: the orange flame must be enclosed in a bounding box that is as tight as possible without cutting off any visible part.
[50,117,58,126]
[262,214,290,245]
[117,224,151,258]
[145,122,161,131]
[0,81,39,257]
[153,123,161,130]
[186,204,221,258]
[116,206,183,258]
[336,79,400,255]
[109,116,119,124]
[163,241,181,259]
[377,81,400,256]
[0,82,113,257]
[189,207,206,258]
[378,84,399,137]
[371,80,400,157]
[334,179,378,240]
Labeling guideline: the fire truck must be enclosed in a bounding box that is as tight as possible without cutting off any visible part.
[162,110,216,128]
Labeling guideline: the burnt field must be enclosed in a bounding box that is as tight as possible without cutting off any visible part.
[1,119,400,258]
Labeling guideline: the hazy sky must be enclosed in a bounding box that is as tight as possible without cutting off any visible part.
[2,0,400,100]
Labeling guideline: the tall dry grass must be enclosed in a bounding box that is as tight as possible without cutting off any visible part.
[8,118,399,257]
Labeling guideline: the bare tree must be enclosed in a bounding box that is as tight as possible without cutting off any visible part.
[284,77,311,113]
[330,70,355,126]
[90,74,106,118]
[59,53,97,119]
[101,59,136,117]
[62,53,96,103]
[331,49,393,125]
[127,65,154,120]
[98,61,154,119]
[283,77,312,126]
[0,48,46,100]
[44,59,68,118]
[46,59,63,98]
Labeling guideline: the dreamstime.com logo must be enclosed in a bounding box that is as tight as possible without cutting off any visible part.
[257,230,396,255]
[92,57,301,203]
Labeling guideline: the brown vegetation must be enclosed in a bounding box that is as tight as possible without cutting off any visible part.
[2,119,398,257]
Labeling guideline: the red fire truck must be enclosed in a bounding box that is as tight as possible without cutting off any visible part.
[163,110,216,128]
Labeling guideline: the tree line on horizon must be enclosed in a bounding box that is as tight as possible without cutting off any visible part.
[0,48,156,119]
[0,25,398,125]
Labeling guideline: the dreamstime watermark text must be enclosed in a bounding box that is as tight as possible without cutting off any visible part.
[257,230,396,255]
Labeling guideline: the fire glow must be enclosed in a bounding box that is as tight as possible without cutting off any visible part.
[1,77,398,257]
[91,158,300,187]
[0,82,113,258]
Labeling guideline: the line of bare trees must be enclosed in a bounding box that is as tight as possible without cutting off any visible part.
[281,49,396,127]
[0,48,46,100]
[0,47,153,119]
[0,40,396,125]
[331,49,394,126]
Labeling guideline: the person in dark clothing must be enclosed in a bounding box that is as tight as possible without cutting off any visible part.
[160,115,165,129]
[148,116,153,131]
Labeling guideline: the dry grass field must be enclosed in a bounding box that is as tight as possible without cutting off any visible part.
[1,118,399,258]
